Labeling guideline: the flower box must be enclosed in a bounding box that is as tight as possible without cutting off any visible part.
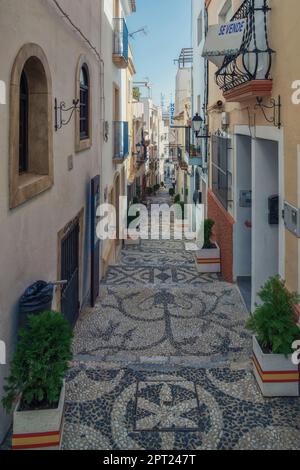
[252,336,299,397]
[12,381,65,450]
[195,242,221,273]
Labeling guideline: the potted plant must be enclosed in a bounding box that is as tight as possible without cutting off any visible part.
[246,276,300,397]
[169,188,175,198]
[2,311,73,450]
[146,187,153,196]
[195,219,221,273]
[153,184,160,195]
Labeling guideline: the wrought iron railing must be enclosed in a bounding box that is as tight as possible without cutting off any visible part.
[216,0,273,93]
[113,18,129,63]
[113,121,129,160]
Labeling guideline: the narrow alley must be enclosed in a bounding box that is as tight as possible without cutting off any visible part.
[62,189,300,450]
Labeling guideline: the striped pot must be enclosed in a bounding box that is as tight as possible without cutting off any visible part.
[12,381,65,450]
[252,336,300,397]
[195,242,221,273]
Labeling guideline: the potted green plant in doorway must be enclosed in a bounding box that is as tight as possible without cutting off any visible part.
[2,311,73,450]
[195,219,221,273]
[246,276,300,397]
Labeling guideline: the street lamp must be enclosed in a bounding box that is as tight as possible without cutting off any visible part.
[192,113,203,137]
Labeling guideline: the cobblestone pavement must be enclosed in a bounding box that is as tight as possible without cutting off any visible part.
[62,189,300,450]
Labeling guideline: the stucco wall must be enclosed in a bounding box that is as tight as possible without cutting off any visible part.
[0,0,102,442]
[207,0,300,293]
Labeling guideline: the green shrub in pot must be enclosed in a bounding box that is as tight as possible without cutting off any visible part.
[2,311,73,413]
[246,276,300,356]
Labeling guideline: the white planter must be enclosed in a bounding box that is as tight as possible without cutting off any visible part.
[195,242,221,273]
[252,336,299,397]
[12,380,65,450]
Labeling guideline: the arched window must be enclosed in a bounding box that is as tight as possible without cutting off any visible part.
[80,65,89,140]
[10,44,53,209]
[19,71,28,173]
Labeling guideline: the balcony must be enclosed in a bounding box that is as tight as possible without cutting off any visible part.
[113,18,129,68]
[113,121,129,163]
[215,0,274,102]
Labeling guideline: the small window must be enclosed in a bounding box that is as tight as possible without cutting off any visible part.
[197,11,203,46]
[19,71,28,173]
[80,65,89,140]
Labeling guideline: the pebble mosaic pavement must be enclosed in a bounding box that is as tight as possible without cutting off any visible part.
[63,190,300,450]
[2,189,300,450]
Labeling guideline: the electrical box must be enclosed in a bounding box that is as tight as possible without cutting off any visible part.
[239,190,252,208]
[268,195,279,225]
[284,201,300,237]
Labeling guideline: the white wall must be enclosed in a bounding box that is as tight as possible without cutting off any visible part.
[175,68,192,116]
[252,138,279,306]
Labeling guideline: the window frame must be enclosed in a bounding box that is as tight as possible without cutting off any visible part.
[79,65,89,140]
[9,43,53,209]
[75,55,92,152]
[197,11,203,46]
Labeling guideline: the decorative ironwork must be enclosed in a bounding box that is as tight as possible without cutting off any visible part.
[216,0,274,93]
[254,95,281,129]
[54,98,79,132]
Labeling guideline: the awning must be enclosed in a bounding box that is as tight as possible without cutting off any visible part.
[202,19,246,67]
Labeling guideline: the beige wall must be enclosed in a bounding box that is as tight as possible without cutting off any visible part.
[0,0,102,441]
[207,0,300,292]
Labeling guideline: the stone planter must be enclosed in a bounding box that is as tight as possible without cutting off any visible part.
[252,336,299,397]
[12,381,65,450]
[195,242,221,273]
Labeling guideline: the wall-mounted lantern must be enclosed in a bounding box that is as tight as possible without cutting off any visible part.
[54,98,80,132]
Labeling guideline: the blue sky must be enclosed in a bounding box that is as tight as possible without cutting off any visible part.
[127,0,192,107]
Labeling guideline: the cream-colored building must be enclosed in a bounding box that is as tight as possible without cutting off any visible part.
[204,0,300,310]
[0,0,103,441]
[100,0,136,274]
[174,64,192,203]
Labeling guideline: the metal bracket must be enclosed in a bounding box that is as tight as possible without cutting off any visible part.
[55,98,80,132]
[255,95,281,129]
